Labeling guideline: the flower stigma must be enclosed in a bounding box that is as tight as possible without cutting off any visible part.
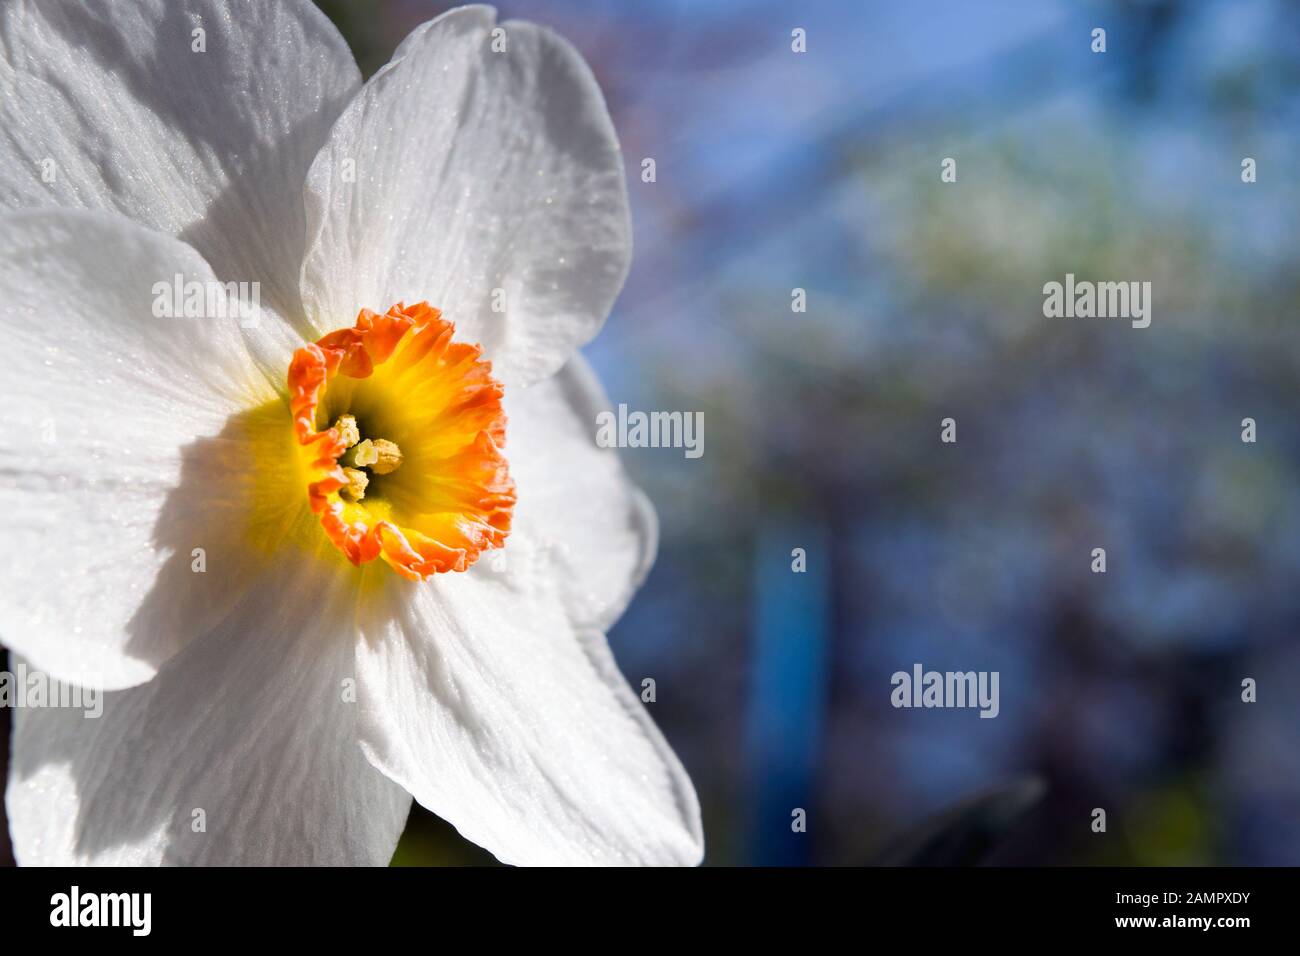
[287,302,516,580]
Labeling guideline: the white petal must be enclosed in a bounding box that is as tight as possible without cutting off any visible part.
[6,561,411,866]
[300,6,632,386]
[0,210,283,689]
[502,355,657,632]
[353,574,702,866]
[0,0,360,346]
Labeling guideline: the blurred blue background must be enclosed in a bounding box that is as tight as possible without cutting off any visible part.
[324,0,1300,866]
[6,0,1298,866]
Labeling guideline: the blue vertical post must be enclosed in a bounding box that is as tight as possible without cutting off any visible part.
[746,519,831,865]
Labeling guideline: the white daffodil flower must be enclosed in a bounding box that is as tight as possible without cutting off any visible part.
[0,1,702,866]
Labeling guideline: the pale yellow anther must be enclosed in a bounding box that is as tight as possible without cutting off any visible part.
[339,466,369,502]
[333,414,360,449]
[353,438,403,475]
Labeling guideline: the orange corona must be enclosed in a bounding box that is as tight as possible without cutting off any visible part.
[287,302,515,580]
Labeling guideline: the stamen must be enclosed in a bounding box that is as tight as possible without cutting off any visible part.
[353,438,403,475]
[333,414,360,449]
[339,467,369,502]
